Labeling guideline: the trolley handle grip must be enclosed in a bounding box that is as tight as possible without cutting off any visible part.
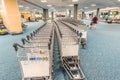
[33,31,36,36]
[30,33,33,38]
[26,35,33,40]
[80,32,83,38]
[48,43,51,50]
[35,29,38,33]
[21,38,30,45]
[13,43,23,51]
[77,31,83,37]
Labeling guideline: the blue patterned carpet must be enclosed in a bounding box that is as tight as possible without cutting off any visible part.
[80,20,120,80]
[53,20,120,80]
[0,21,45,80]
[0,20,120,80]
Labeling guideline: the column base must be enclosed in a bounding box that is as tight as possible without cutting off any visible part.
[10,31,23,35]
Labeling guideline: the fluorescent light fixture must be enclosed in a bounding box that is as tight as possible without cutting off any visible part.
[68,4,74,6]
[47,5,52,7]
[19,5,24,8]
[91,4,96,7]
[72,0,79,2]
[41,0,47,2]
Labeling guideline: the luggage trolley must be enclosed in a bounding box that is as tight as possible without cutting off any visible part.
[61,20,88,49]
[54,20,85,80]
[13,24,54,80]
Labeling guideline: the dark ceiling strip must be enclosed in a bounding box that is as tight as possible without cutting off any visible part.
[23,0,46,9]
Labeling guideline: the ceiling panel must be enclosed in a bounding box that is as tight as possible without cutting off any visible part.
[17,0,120,12]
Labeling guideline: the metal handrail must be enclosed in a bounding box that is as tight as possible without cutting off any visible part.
[54,21,62,38]
[21,38,30,45]
[13,43,24,51]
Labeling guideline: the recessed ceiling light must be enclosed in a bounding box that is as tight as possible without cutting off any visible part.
[25,7,29,10]
[54,9,56,12]
[51,7,55,9]
[84,7,88,9]
[118,0,120,1]
[34,9,37,11]
[41,0,47,2]
[72,0,79,2]
[68,4,74,7]
[91,4,96,7]
[26,7,30,9]
[19,5,23,8]
[79,8,83,11]
[47,5,52,7]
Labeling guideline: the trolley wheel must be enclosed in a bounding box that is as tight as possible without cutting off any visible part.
[81,43,86,49]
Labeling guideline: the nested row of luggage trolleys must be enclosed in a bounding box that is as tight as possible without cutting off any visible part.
[54,19,87,80]
[13,23,54,80]
[13,18,87,80]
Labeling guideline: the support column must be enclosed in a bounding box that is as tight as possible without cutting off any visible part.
[43,9,46,21]
[46,9,49,20]
[82,11,84,19]
[74,4,78,19]
[1,0,22,34]
[91,12,94,17]
[108,10,111,16]
[31,11,36,21]
[43,9,49,21]
[51,12,54,20]
[97,8,100,17]
[69,10,71,17]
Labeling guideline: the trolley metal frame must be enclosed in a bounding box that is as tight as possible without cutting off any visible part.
[54,20,85,80]
[61,19,88,49]
[13,23,54,80]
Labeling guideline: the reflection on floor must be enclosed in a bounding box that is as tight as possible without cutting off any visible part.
[0,20,120,80]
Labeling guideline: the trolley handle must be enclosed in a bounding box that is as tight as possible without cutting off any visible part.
[13,43,23,51]
[30,33,33,38]
[48,43,50,50]
[26,35,32,40]
[54,21,62,38]
[21,38,30,45]
[33,31,36,36]
[79,32,83,38]
[35,29,38,33]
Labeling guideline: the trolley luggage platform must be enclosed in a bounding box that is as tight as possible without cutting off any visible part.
[13,23,54,80]
[54,20,85,80]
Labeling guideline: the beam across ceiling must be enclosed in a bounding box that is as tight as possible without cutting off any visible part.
[23,0,46,9]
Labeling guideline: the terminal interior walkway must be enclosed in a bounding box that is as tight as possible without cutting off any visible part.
[0,20,120,80]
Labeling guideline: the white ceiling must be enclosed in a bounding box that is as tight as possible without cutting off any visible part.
[17,0,120,12]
